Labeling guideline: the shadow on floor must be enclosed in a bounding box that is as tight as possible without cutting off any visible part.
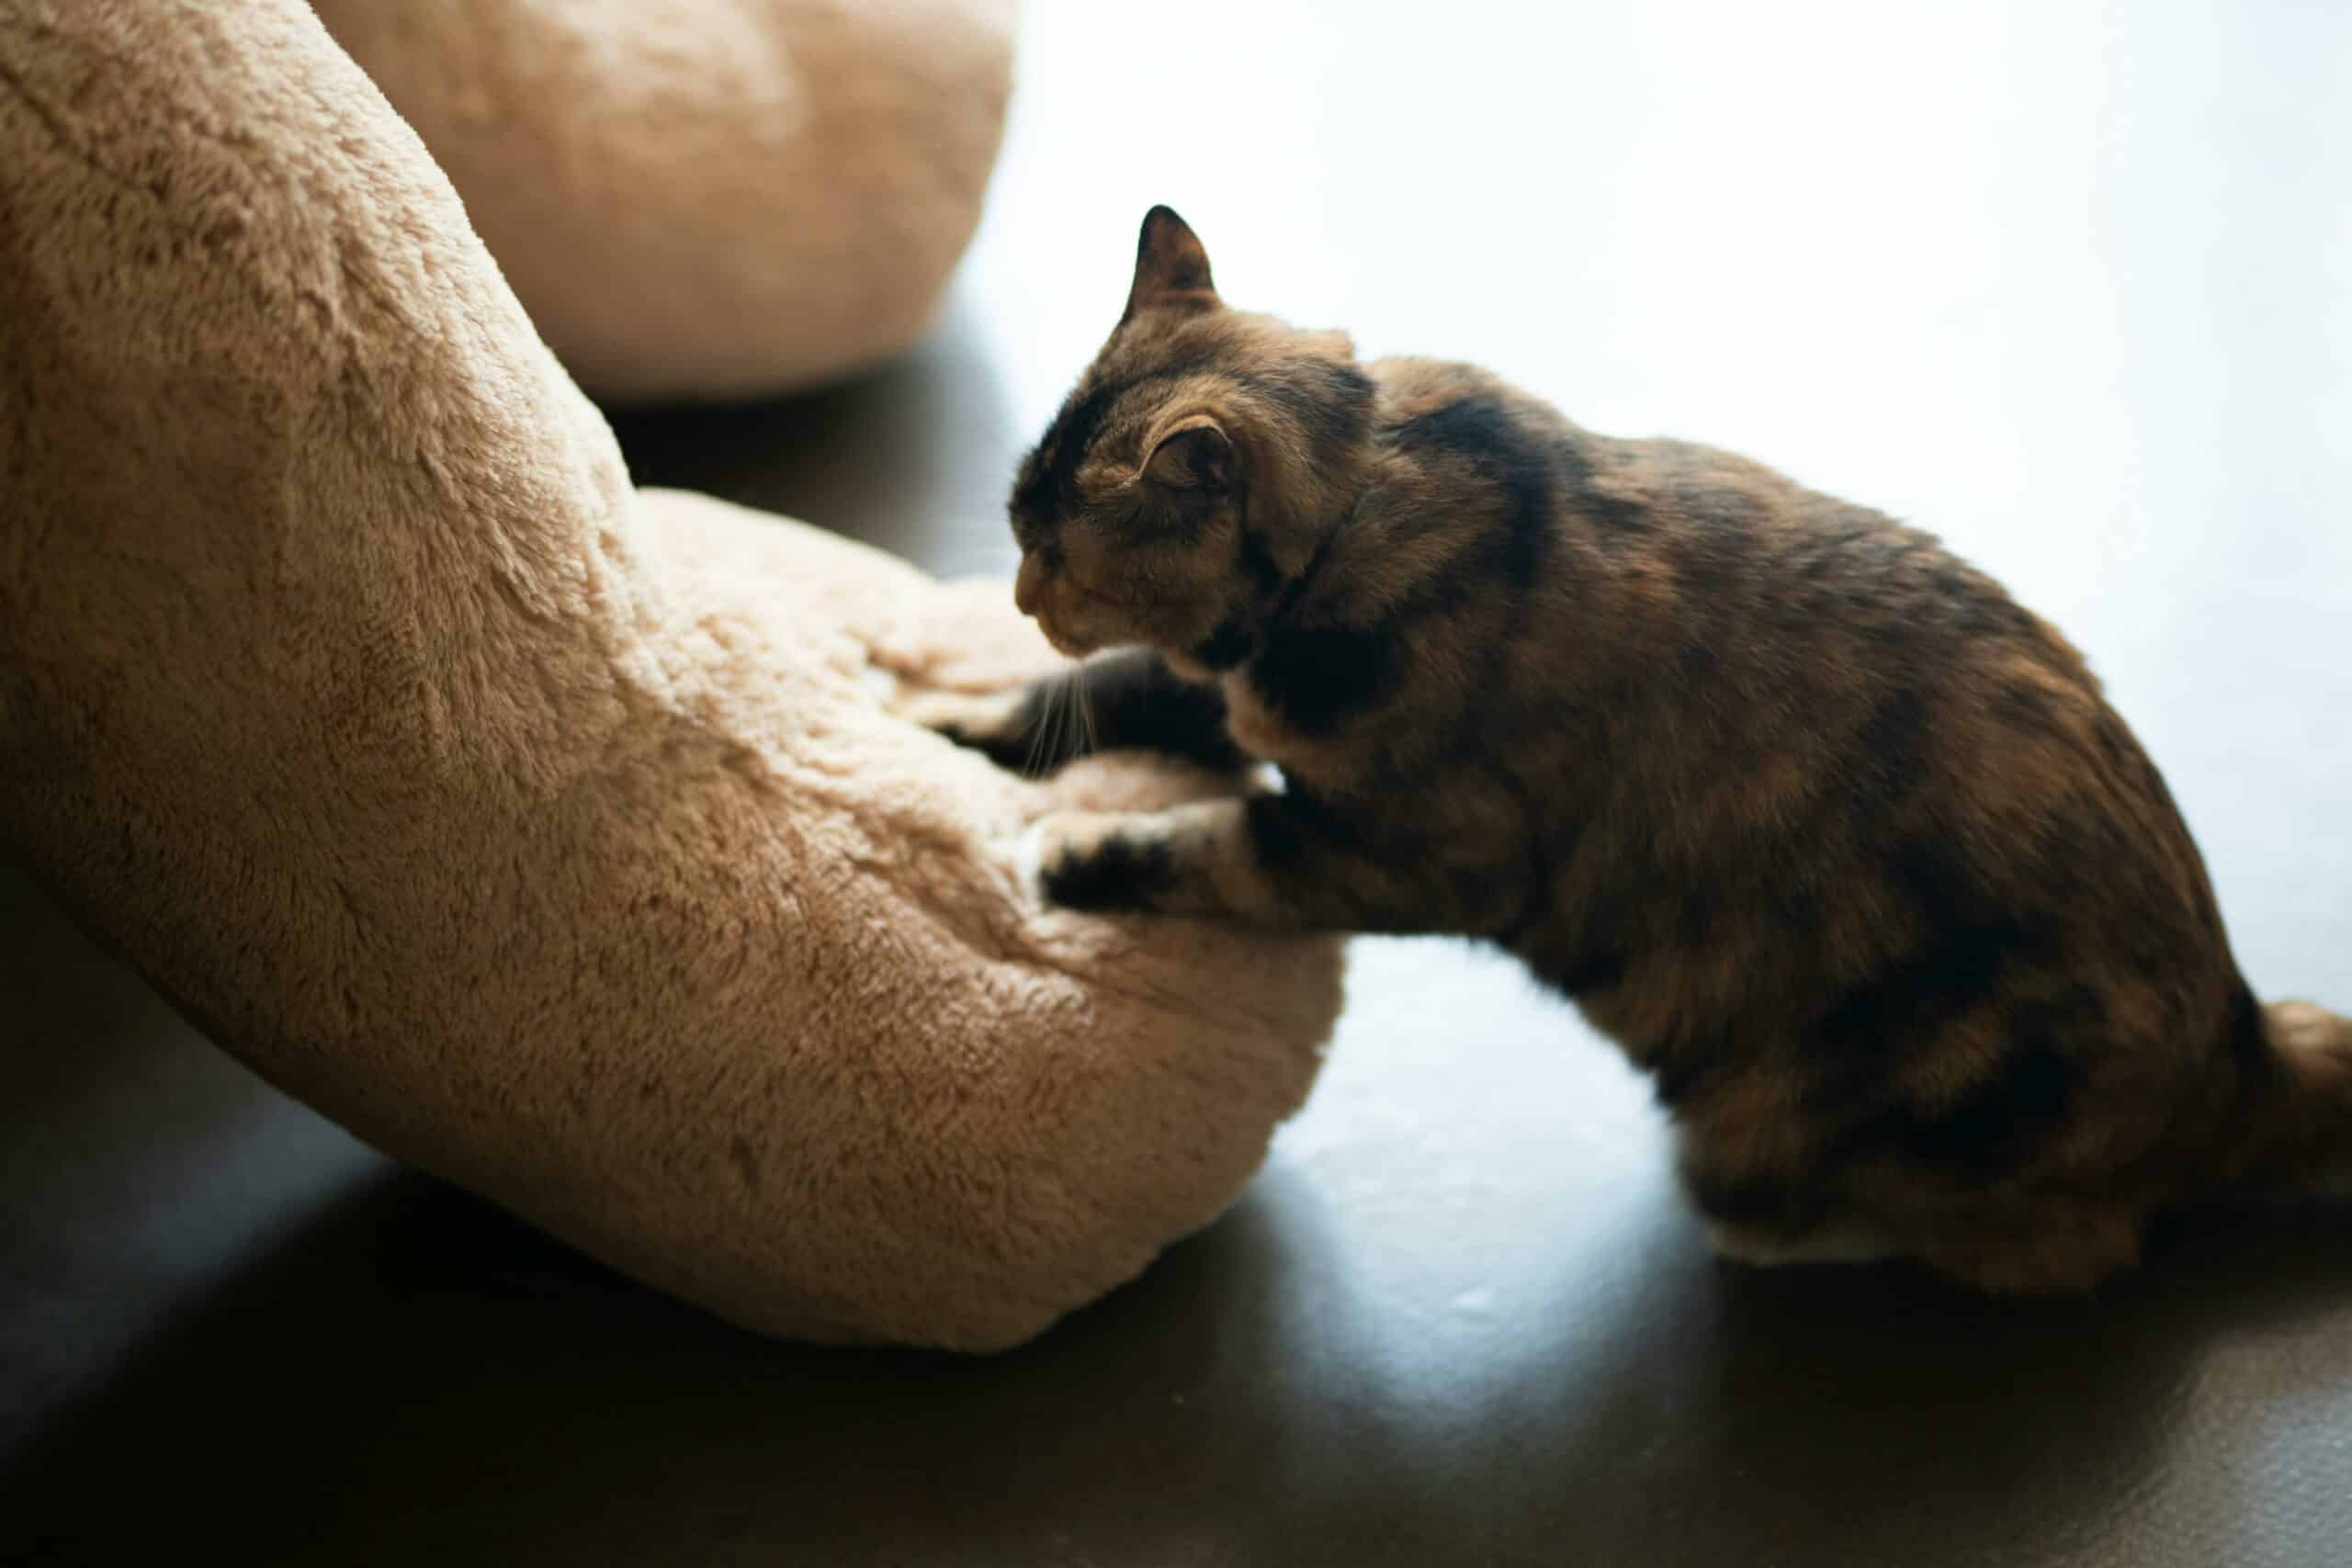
[6,1131,2348,1567]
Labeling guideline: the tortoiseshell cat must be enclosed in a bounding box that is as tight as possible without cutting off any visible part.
[922,206,2352,1290]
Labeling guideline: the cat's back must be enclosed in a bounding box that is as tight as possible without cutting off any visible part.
[1354,354,2233,1027]
[1357,355,2091,709]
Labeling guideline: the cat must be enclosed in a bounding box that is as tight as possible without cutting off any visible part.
[915,204,2352,1291]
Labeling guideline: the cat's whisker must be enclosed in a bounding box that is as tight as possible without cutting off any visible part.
[1022,676,1059,781]
[1030,686,1058,784]
[1058,669,1083,769]
[1076,661,1099,757]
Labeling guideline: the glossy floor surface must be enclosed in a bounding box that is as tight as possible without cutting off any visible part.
[6,3,2351,1563]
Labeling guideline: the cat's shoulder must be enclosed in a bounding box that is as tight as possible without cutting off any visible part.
[1363,356,1533,424]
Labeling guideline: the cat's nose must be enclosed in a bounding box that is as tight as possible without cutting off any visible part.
[1013,553,1046,617]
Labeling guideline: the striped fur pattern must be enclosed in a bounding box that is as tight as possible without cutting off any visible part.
[928,206,2352,1290]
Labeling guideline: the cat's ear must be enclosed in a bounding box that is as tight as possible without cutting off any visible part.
[1123,205,1220,323]
[1142,417,1233,491]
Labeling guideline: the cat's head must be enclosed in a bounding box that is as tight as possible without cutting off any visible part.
[1006,206,1374,669]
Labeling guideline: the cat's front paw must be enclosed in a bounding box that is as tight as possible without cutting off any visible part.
[1034,811,1179,913]
[896,687,1033,767]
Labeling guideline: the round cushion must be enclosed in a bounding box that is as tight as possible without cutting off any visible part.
[0,0,1335,1350]
[311,0,1016,402]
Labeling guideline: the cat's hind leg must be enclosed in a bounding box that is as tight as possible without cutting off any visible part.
[1678,1163,1898,1273]
[1907,1201,2149,1293]
[1681,1148,2148,1290]
[1685,1156,2146,1290]
[1702,1202,2145,1291]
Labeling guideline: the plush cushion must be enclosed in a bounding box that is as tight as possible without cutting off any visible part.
[309,0,1016,403]
[0,0,1337,1350]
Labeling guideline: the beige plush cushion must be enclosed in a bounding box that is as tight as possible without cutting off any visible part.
[0,0,1337,1350]
[310,0,1015,403]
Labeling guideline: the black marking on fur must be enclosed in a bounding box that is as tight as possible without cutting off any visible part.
[1907,1043,2077,1170]
[1652,1049,1729,1110]
[1769,878,1824,938]
[1990,680,2062,732]
[1084,652,1248,771]
[1554,433,1649,536]
[1850,687,1934,809]
[1490,768,1571,949]
[1254,784,1385,866]
[1042,829,1177,911]
[1243,792,1317,877]
[2223,979,2278,1077]
[1681,1164,1830,1238]
[1919,1037,2080,1168]
[1250,618,1404,736]
[1257,360,1377,463]
[1011,382,1117,524]
[1010,357,1220,521]
[1677,888,1718,948]
[1192,615,1257,673]
[1122,700,1247,770]
[1811,837,2041,1074]
[1247,787,1445,933]
[1388,396,1556,597]
[1270,506,1348,623]
[956,656,1245,775]
[1236,526,1285,596]
[1831,981,2097,1175]
[1542,946,1630,996]
[1527,841,1642,996]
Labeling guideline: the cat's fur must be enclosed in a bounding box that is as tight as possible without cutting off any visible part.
[922,205,2352,1290]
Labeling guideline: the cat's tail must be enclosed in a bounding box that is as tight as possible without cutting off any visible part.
[2226,999,2352,1200]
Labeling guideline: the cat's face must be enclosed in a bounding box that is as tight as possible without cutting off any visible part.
[1006,207,1371,669]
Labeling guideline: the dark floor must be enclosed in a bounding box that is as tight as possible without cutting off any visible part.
[7,2,2352,1563]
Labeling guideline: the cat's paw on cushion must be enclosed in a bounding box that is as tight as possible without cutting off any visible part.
[895,686,1031,762]
[1035,812,1181,912]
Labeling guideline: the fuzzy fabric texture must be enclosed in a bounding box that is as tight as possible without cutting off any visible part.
[309,0,1016,403]
[0,0,1338,1350]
